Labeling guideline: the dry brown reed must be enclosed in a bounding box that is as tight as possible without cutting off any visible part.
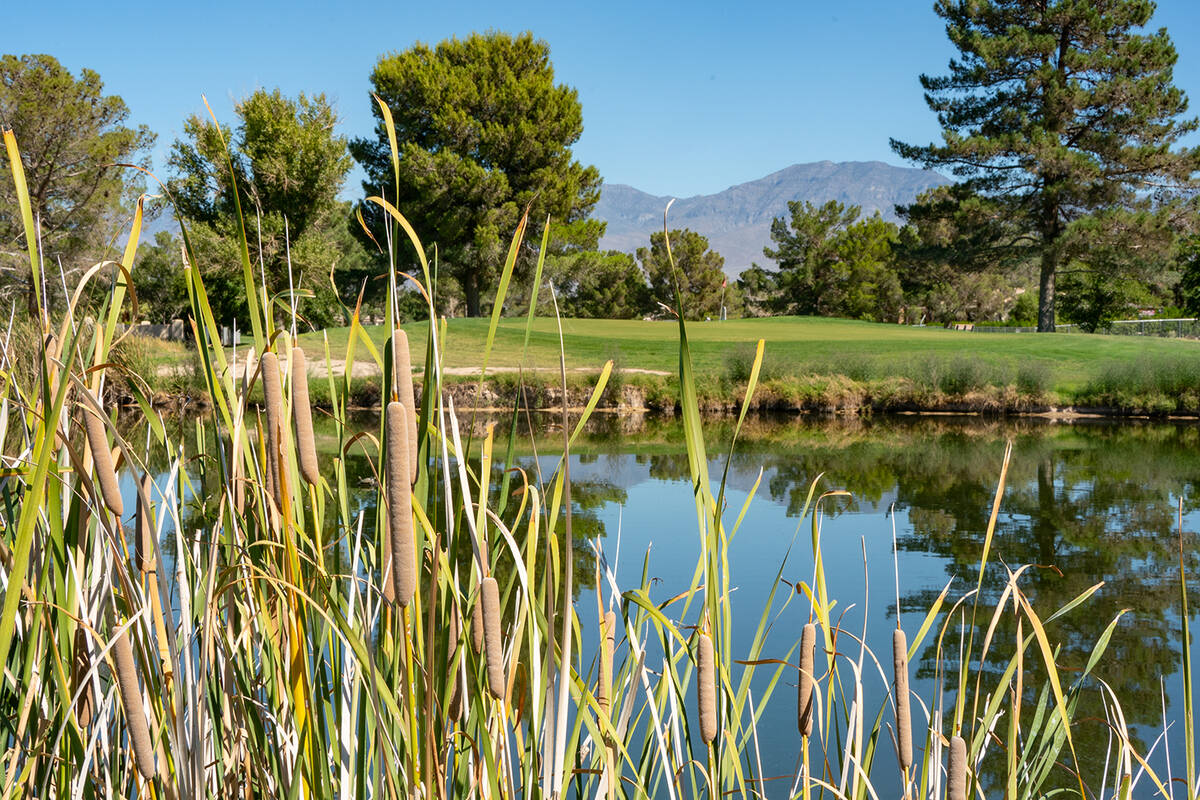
[291,347,319,487]
[798,622,816,736]
[82,398,122,518]
[392,329,418,483]
[471,594,484,654]
[385,401,415,606]
[481,576,505,700]
[697,629,717,745]
[893,627,912,772]
[599,610,616,717]
[136,473,153,573]
[260,352,284,506]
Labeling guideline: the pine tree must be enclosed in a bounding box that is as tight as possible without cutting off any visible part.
[893,0,1200,331]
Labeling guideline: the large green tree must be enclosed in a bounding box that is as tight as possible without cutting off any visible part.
[638,229,736,320]
[541,249,648,319]
[761,200,904,322]
[167,88,366,328]
[893,0,1200,331]
[0,54,154,317]
[352,32,601,317]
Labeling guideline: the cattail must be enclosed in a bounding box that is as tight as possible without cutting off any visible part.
[291,347,320,487]
[471,591,485,653]
[447,607,463,720]
[697,630,717,745]
[386,402,415,605]
[72,623,94,728]
[798,622,816,736]
[948,734,967,800]
[261,352,284,506]
[481,576,505,699]
[599,610,616,717]
[894,627,912,772]
[112,614,157,779]
[83,399,123,517]
[136,473,154,573]
[392,329,418,484]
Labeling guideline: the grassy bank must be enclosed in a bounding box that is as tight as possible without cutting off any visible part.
[289,316,1200,415]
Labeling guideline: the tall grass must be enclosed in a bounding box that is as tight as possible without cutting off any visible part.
[0,118,1194,800]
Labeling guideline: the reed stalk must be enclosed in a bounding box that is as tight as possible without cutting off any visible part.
[392,329,418,483]
[135,473,153,573]
[599,609,615,718]
[260,351,284,506]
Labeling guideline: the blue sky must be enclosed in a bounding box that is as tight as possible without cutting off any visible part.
[7,0,1200,198]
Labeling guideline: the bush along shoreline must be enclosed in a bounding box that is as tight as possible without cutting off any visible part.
[105,365,1200,419]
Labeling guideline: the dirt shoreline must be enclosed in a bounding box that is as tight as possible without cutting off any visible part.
[113,379,1200,421]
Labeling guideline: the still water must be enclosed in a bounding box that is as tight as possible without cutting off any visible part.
[124,412,1200,794]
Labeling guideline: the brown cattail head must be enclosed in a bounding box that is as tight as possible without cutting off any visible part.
[948,734,967,800]
[392,329,419,484]
[112,614,157,779]
[481,576,505,700]
[83,399,123,518]
[72,623,94,728]
[386,402,415,606]
[599,609,616,717]
[447,606,464,721]
[260,351,284,506]
[798,622,816,736]
[291,347,320,487]
[471,591,485,654]
[893,627,913,772]
[136,473,154,573]
[697,629,717,745]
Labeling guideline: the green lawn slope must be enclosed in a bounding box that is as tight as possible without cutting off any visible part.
[302,316,1200,398]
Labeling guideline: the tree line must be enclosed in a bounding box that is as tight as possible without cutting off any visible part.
[3,2,1200,333]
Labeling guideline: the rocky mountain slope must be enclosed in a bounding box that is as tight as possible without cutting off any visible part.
[594,161,949,274]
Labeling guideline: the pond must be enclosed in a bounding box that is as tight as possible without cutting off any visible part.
[119,411,1200,795]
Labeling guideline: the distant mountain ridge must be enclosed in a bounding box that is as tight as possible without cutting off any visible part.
[594,161,949,275]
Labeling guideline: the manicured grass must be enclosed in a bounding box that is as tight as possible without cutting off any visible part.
[300,315,1200,393]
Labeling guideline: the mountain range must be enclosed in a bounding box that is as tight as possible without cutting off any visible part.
[593,161,949,275]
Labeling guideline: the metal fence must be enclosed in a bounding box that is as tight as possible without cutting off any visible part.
[1054,318,1200,337]
[957,318,1200,337]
